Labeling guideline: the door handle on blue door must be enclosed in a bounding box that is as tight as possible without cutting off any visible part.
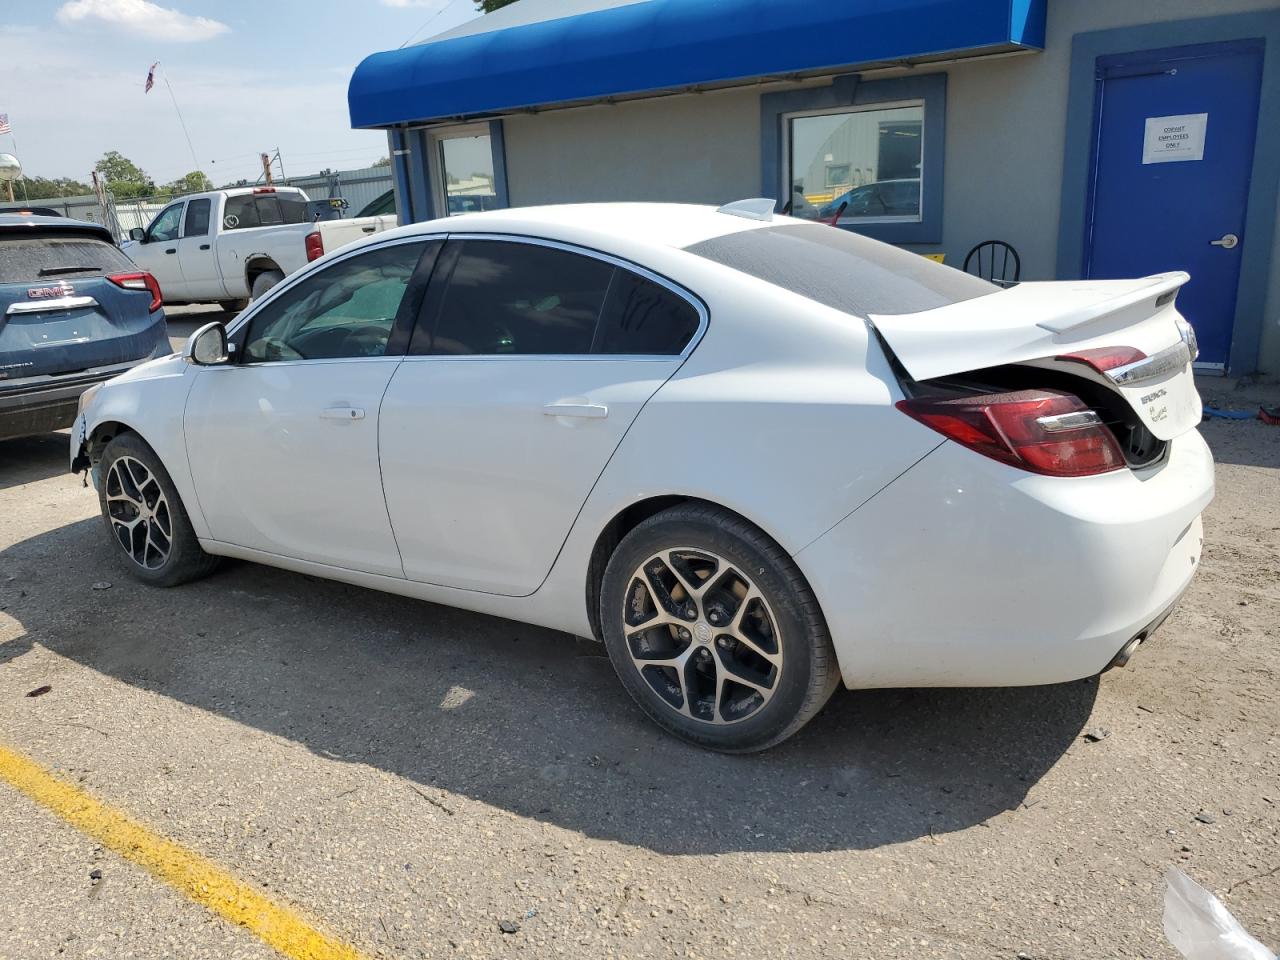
[320,406,366,421]
[543,402,608,419]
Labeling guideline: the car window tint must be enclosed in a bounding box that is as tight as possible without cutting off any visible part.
[594,269,700,355]
[148,203,184,242]
[183,198,211,237]
[243,243,426,363]
[423,240,613,355]
[0,235,133,282]
[222,195,260,230]
[255,196,284,226]
[684,223,996,317]
[276,194,309,224]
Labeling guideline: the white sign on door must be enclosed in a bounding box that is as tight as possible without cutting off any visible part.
[1142,113,1208,164]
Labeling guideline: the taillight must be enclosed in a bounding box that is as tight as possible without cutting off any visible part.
[108,271,162,312]
[896,390,1126,477]
[1055,346,1146,374]
[304,231,324,262]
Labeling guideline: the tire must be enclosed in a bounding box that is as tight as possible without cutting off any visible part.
[249,270,284,301]
[96,432,220,587]
[599,502,840,752]
[220,299,249,313]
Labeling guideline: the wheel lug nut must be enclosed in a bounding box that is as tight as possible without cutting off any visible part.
[717,637,732,649]
[677,628,691,641]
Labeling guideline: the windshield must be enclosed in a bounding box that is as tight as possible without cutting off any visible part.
[683,223,995,317]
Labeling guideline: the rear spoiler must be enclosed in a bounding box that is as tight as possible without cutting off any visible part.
[1034,272,1189,334]
[869,272,1191,383]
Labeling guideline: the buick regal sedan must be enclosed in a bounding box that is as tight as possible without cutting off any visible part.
[70,202,1213,752]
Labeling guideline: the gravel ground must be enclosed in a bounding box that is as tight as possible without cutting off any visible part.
[0,345,1276,959]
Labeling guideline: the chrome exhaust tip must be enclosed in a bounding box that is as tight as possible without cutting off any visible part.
[1107,633,1147,671]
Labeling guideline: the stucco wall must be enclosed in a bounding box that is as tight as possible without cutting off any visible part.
[493,0,1280,371]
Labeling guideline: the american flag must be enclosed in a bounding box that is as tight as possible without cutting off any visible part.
[144,62,158,94]
[0,114,10,135]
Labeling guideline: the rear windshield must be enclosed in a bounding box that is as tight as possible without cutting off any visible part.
[683,223,996,317]
[0,234,133,284]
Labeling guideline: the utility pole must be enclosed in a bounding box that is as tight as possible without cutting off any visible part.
[260,152,274,185]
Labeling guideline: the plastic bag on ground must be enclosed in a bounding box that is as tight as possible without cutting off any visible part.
[1164,868,1276,960]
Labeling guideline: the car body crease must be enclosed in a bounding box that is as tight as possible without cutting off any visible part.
[795,439,944,556]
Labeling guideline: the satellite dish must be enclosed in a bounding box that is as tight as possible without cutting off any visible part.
[0,154,21,182]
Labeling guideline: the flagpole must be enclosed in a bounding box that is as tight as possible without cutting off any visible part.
[155,65,201,172]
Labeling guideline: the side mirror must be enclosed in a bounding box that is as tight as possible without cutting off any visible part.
[128,227,146,242]
[183,321,230,366]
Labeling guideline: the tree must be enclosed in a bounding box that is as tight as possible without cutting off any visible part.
[475,0,518,11]
[372,156,391,167]
[18,176,92,200]
[159,170,214,196]
[94,151,155,199]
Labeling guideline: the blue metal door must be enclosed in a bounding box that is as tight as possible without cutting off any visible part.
[1085,40,1263,368]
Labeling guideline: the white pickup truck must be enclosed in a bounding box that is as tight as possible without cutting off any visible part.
[122,186,397,310]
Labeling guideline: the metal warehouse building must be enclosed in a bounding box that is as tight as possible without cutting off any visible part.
[349,0,1280,375]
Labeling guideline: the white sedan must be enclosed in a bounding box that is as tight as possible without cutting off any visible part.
[70,202,1214,752]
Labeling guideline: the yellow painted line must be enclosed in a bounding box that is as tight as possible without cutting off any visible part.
[0,742,370,960]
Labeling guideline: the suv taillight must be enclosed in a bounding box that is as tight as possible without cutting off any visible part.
[108,271,162,312]
[304,231,324,262]
[896,389,1125,477]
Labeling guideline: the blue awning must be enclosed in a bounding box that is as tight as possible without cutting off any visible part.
[349,0,1046,129]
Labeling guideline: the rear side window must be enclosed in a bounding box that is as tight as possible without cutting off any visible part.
[684,223,995,317]
[0,235,133,283]
[421,240,614,355]
[222,195,260,230]
[595,269,701,355]
[184,198,211,237]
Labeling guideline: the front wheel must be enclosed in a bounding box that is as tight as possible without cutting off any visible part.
[599,503,840,752]
[97,432,220,587]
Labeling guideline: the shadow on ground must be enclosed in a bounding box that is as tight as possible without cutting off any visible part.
[0,433,70,491]
[0,507,1097,855]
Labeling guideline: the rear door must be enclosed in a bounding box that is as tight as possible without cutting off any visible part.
[379,236,704,596]
[176,197,226,301]
[0,229,160,378]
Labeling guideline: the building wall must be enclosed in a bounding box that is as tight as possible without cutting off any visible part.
[491,0,1279,371]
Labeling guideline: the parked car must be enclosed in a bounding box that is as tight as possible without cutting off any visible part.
[122,186,397,311]
[70,202,1212,751]
[817,178,921,220]
[0,213,168,442]
[0,205,63,217]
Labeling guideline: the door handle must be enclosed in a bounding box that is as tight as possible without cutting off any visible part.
[199,243,211,250]
[164,248,177,254]
[543,401,608,419]
[361,226,376,233]
[1209,233,1239,249]
[320,405,366,421]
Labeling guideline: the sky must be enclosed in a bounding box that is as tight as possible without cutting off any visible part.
[0,0,483,186]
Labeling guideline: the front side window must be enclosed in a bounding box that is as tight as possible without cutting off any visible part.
[242,242,429,362]
[183,198,211,237]
[787,104,923,224]
[422,241,614,355]
[148,203,184,242]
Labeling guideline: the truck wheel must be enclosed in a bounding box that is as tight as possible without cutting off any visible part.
[220,299,249,313]
[250,270,284,301]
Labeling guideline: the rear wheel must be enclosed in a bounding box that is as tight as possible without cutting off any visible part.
[249,270,284,301]
[599,503,840,752]
[97,432,220,587]
[220,299,249,313]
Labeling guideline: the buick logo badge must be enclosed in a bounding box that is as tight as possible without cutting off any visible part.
[27,280,73,299]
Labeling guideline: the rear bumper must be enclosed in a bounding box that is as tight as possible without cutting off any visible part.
[797,430,1215,689]
[0,346,170,441]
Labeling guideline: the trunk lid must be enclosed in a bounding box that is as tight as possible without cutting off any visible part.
[870,272,1201,441]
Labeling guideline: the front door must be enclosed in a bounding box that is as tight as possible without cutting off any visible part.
[183,238,434,577]
[1085,40,1263,369]
[127,200,186,301]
